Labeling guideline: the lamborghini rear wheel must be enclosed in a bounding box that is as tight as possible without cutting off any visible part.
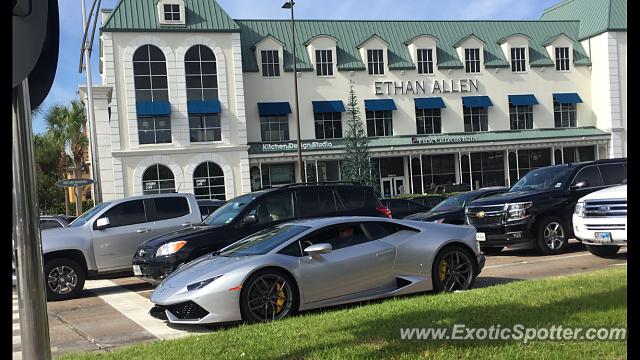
[432,246,476,292]
[240,269,298,323]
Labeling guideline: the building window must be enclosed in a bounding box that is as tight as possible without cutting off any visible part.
[418,154,456,193]
[463,107,488,132]
[163,4,180,21]
[554,102,577,128]
[142,164,175,195]
[367,49,384,75]
[462,152,505,188]
[261,50,280,77]
[510,149,551,181]
[416,108,441,134]
[185,45,218,101]
[314,112,342,139]
[305,160,341,183]
[260,115,289,142]
[261,163,296,187]
[189,115,221,142]
[366,110,392,137]
[511,47,526,72]
[193,162,226,200]
[509,104,533,130]
[555,47,570,71]
[133,45,168,102]
[562,146,595,163]
[417,49,433,74]
[138,116,171,144]
[465,48,480,73]
[315,49,333,76]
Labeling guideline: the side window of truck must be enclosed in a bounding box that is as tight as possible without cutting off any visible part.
[598,163,627,185]
[99,200,147,228]
[571,166,604,188]
[153,196,190,220]
[249,192,294,224]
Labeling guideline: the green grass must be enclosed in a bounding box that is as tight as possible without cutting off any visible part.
[60,268,627,360]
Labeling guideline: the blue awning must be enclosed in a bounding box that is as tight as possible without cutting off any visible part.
[187,100,221,114]
[553,93,583,104]
[508,94,539,106]
[312,100,346,113]
[364,99,397,111]
[462,96,493,108]
[415,97,446,110]
[257,102,292,116]
[136,101,171,116]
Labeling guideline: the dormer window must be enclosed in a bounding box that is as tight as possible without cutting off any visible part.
[164,4,180,21]
[367,49,384,75]
[417,49,434,74]
[511,47,526,72]
[555,47,570,71]
[157,0,185,25]
[465,49,480,73]
[261,50,280,77]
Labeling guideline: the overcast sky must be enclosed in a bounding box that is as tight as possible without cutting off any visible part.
[32,0,561,133]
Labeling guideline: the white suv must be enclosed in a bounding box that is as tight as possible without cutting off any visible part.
[573,185,627,257]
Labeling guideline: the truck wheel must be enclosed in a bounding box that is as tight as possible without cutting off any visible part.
[480,246,504,255]
[535,217,568,255]
[44,258,85,301]
[585,245,620,258]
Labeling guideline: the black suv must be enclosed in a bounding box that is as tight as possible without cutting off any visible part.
[132,182,389,284]
[465,159,627,255]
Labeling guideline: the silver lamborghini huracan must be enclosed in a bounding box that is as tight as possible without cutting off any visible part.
[150,216,485,325]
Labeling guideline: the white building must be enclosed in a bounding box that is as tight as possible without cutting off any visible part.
[84,0,627,200]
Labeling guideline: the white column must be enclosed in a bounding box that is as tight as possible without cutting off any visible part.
[408,155,413,194]
[468,152,473,191]
[515,149,520,179]
[419,155,425,194]
[504,149,510,187]
[551,146,555,165]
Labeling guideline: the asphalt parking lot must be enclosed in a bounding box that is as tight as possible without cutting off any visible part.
[13,241,627,359]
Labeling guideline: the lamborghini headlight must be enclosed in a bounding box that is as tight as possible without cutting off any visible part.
[187,274,224,291]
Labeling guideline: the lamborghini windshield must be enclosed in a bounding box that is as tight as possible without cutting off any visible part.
[219,224,310,257]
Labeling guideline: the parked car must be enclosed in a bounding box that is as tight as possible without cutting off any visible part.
[430,183,471,194]
[40,193,203,300]
[403,195,447,210]
[133,182,391,285]
[40,215,71,230]
[197,199,226,220]
[379,198,431,219]
[573,184,626,258]
[405,187,509,224]
[149,216,484,325]
[465,159,627,255]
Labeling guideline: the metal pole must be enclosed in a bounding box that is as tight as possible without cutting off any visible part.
[13,80,53,360]
[81,0,103,205]
[290,2,303,182]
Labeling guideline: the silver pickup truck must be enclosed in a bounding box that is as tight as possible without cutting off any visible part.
[37,193,202,300]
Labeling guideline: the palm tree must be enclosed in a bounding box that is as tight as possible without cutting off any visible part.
[45,101,89,216]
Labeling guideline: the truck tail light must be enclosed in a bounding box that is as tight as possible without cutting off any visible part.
[376,205,392,218]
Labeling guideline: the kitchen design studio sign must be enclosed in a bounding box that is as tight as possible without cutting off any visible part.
[374,79,479,95]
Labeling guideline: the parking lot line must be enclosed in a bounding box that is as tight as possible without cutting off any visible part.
[483,253,595,270]
[84,280,210,340]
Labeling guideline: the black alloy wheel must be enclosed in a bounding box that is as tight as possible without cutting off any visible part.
[432,246,476,292]
[240,269,298,322]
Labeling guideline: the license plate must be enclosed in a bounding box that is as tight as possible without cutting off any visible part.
[476,232,486,242]
[594,232,612,243]
[133,265,142,276]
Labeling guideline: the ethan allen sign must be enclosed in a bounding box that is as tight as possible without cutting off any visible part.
[374,79,479,95]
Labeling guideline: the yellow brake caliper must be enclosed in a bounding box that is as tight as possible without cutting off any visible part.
[439,260,448,282]
[275,281,286,314]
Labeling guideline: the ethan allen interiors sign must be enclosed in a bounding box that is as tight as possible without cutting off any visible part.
[374,79,479,95]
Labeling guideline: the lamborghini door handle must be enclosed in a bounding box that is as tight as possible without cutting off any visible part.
[181,222,192,227]
[136,228,151,234]
[376,249,394,257]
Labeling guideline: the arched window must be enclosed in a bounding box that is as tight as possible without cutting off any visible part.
[142,164,175,195]
[134,45,171,144]
[185,45,221,142]
[193,162,225,200]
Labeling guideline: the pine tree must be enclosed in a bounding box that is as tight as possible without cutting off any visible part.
[341,79,376,188]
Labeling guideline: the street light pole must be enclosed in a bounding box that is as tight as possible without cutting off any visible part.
[80,0,103,205]
[283,1,303,182]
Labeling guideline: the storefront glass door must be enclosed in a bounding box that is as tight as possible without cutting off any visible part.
[381,177,405,197]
